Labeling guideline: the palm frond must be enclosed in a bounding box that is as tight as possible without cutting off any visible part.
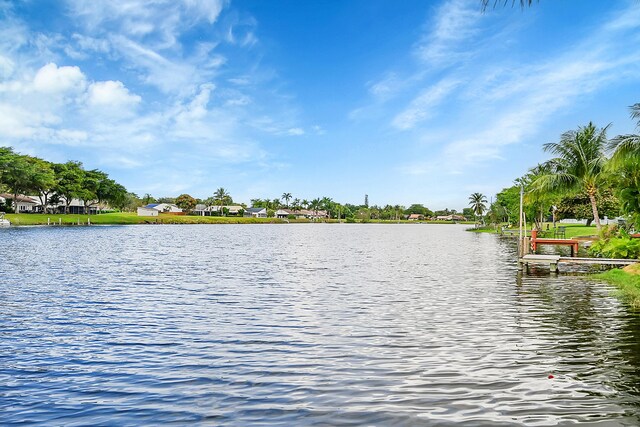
[481,0,536,11]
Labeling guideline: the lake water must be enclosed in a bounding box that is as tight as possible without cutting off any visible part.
[1,224,639,426]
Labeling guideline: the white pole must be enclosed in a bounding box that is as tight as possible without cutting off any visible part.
[518,184,524,258]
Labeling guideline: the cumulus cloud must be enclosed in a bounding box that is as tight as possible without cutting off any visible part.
[33,63,86,94]
[87,80,141,108]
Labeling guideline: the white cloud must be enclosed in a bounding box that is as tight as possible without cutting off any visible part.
[33,63,86,94]
[87,80,141,108]
[287,127,304,136]
[68,0,226,49]
[392,78,460,130]
[414,0,483,66]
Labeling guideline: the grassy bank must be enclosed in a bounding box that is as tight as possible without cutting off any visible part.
[596,266,640,310]
[4,212,291,225]
[469,223,598,239]
[3,213,477,226]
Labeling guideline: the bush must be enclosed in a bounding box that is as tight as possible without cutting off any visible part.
[589,228,640,259]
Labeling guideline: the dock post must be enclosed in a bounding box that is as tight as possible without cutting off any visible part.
[550,262,559,273]
[47,218,50,225]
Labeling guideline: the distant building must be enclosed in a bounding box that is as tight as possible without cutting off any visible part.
[275,209,291,218]
[436,214,466,221]
[137,207,159,217]
[144,203,182,213]
[192,205,244,216]
[407,213,424,220]
[0,194,38,213]
[244,207,268,218]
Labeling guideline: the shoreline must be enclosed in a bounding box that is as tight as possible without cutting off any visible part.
[2,213,476,227]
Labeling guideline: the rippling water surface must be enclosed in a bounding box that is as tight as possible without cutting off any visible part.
[1,224,640,426]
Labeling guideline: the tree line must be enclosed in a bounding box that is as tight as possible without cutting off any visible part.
[480,103,640,231]
[0,147,128,214]
[144,190,471,221]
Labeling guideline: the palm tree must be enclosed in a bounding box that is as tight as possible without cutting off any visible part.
[213,187,230,215]
[320,196,333,219]
[281,192,292,208]
[609,103,640,164]
[533,122,609,230]
[309,198,321,220]
[469,192,488,226]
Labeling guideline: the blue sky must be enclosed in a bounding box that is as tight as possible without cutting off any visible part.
[1,0,640,209]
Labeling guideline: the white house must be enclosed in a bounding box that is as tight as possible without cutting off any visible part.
[275,209,291,218]
[192,205,244,216]
[0,194,39,213]
[137,207,159,217]
[244,207,267,218]
[143,203,182,213]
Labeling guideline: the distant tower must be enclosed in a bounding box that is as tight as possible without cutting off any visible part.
[364,194,369,208]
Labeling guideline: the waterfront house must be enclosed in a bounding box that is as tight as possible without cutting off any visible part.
[408,213,424,220]
[0,194,38,213]
[137,206,159,217]
[144,203,182,213]
[192,205,244,216]
[244,207,267,218]
[275,209,291,218]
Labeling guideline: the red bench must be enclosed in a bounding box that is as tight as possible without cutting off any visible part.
[530,230,580,257]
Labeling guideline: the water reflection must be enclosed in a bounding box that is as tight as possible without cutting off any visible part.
[0,224,639,425]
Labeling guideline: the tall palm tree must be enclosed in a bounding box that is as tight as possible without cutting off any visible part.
[309,198,321,220]
[281,192,292,208]
[320,196,333,219]
[533,122,609,230]
[469,192,488,225]
[213,187,230,215]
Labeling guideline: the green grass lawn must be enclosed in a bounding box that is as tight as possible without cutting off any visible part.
[4,212,292,225]
[3,213,479,226]
[596,268,640,310]
[470,223,599,238]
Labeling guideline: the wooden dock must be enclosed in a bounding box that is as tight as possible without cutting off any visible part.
[519,254,637,273]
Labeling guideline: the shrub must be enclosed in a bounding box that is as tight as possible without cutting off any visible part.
[589,229,640,259]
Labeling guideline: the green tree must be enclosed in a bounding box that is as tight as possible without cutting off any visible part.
[533,122,609,230]
[28,158,57,211]
[213,187,231,215]
[78,169,110,214]
[142,193,155,205]
[468,192,488,225]
[281,192,292,208]
[1,152,37,212]
[556,189,620,225]
[98,179,127,210]
[494,185,521,225]
[54,161,84,214]
[610,103,640,162]
[320,196,334,219]
[175,194,197,211]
